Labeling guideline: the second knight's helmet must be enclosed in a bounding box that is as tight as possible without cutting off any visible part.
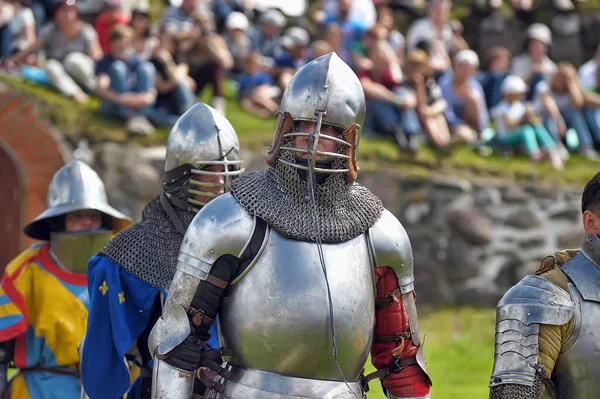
[266,52,366,182]
[163,103,245,212]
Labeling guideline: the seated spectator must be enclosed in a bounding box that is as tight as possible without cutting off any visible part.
[359,40,421,152]
[310,40,333,60]
[159,0,198,45]
[406,0,468,77]
[313,0,376,29]
[535,63,598,159]
[0,1,15,58]
[273,27,310,91]
[211,0,250,32]
[375,5,404,63]
[0,0,36,62]
[350,23,387,72]
[95,25,157,134]
[579,45,600,93]
[405,49,452,150]
[322,23,349,63]
[477,46,511,109]
[439,49,486,144]
[511,23,557,101]
[130,7,157,62]
[319,0,367,54]
[29,0,51,33]
[7,0,103,103]
[238,52,279,119]
[180,10,232,115]
[249,9,285,67]
[490,75,563,169]
[151,40,197,125]
[95,0,130,55]
[223,11,251,76]
[579,45,600,146]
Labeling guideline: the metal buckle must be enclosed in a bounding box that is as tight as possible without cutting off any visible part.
[388,357,403,374]
[187,307,205,327]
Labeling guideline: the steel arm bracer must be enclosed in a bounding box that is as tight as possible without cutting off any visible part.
[150,194,255,399]
[367,209,431,394]
[489,275,574,389]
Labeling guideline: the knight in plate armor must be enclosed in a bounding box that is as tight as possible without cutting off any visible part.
[149,52,432,399]
[0,160,132,399]
[80,103,245,399]
[489,171,600,399]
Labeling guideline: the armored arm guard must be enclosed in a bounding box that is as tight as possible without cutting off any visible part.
[366,210,431,399]
[489,275,575,399]
[149,194,255,399]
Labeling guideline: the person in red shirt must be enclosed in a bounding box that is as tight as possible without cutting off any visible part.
[358,39,423,152]
[95,0,130,54]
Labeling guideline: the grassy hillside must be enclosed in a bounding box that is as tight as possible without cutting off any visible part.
[1,75,598,189]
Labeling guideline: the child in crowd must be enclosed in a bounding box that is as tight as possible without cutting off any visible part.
[490,75,564,169]
[238,52,279,118]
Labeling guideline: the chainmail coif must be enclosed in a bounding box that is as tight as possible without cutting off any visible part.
[230,139,384,243]
[100,191,196,290]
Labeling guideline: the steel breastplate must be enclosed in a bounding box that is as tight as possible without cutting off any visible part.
[552,250,600,399]
[218,227,375,383]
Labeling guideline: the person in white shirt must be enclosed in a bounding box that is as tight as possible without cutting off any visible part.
[510,23,557,101]
[406,0,468,77]
[534,63,598,160]
[578,45,600,146]
[490,75,563,169]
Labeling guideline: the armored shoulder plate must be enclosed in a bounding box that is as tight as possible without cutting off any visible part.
[177,193,255,281]
[367,209,414,293]
[490,275,575,388]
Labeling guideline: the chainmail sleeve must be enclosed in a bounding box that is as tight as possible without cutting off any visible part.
[489,379,543,399]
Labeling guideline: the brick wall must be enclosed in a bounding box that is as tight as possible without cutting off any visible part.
[0,91,71,251]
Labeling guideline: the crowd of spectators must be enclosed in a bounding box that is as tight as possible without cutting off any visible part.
[0,0,599,169]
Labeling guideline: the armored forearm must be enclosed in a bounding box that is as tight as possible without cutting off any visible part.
[488,275,574,399]
[150,257,236,398]
[369,266,430,399]
[366,210,430,398]
[150,195,256,399]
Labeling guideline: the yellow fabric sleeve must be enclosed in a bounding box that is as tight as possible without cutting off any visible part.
[536,250,577,379]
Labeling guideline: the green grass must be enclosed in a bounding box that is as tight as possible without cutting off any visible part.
[5,308,495,398]
[365,307,496,399]
[1,74,599,189]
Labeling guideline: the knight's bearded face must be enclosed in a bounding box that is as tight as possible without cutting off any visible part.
[293,121,341,161]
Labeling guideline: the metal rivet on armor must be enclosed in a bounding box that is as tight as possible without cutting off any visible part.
[210,250,214,254]
[400,264,404,268]
[527,312,531,316]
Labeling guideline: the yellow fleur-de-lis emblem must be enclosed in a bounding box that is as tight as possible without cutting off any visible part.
[99,281,108,295]
[118,292,125,304]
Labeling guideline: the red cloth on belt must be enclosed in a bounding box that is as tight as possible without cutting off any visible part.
[370,266,430,398]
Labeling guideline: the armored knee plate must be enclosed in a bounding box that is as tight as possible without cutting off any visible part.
[490,275,575,388]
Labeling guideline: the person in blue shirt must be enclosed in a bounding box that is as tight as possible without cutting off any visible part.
[94,24,158,132]
[273,27,310,91]
[81,103,246,399]
[238,52,279,118]
[439,49,488,143]
[320,0,367,54]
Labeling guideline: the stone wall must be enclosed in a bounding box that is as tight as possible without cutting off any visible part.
[361,174,584,307]
[84,139,585,307]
